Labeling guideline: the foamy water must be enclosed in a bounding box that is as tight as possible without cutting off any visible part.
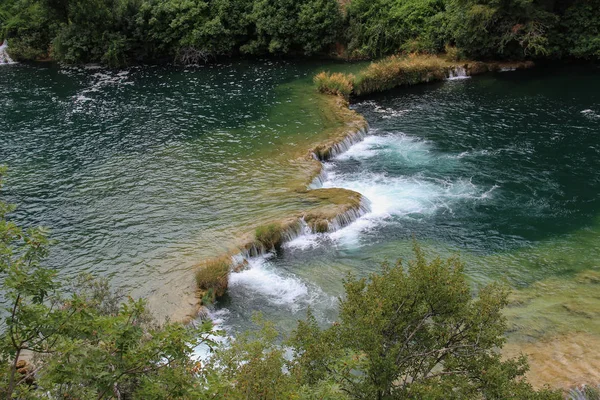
[228,254,315,310]
[305,132,491,246]
[0,40,15,65]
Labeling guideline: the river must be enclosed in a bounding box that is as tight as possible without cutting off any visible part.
[2,61,600,387]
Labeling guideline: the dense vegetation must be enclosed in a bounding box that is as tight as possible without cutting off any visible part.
[0,167,562,398]
[1,0,599,65]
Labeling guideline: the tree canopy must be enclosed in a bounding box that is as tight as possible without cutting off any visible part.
[1,0,599,64]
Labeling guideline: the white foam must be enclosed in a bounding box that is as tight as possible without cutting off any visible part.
[373,105,411,119]
[0,40,15,65]
[336,133,432,165]
[284,233,322,250]
[228,255,310,309]
[316,131,496,244]
[447,66,470,80]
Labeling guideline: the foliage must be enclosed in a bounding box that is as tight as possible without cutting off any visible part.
[287,243,562,399]
[206,315,301,399]
[242,0,341,55]
[0,0,58,60]
[552,0,600,59]
[2,0,600,63]
[345,0,447,58]
[445,0,558,59]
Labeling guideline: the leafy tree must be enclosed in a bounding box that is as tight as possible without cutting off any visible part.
[445,0,557,59]
[345,0,446,58]
[0,0,59,60]
[552,0,600,59]
[288,244,561,399]
[242,0,342,55]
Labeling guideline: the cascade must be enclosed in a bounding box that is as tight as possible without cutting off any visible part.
[0,40,15,65]
[447,66,469,80]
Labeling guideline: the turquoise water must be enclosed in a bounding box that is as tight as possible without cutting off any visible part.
[3,61,600,349]
[217,66,600,342]
[0,61,351,319]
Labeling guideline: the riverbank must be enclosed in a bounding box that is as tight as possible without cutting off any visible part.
[315,54,534,98]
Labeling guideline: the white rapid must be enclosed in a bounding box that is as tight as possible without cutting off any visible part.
[447,66,469,80]
[310,131,493,247]
[228,254,318,310]
[0,40,15,65]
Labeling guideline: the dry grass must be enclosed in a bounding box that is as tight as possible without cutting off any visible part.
[314,71,355,99]
[353,54,453,96]
[314,54,535,99]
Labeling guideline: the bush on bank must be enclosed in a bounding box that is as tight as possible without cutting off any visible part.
[314,71,355,99]
[1,0,599,64]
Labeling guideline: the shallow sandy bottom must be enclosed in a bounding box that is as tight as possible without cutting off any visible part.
[504,332,600,390]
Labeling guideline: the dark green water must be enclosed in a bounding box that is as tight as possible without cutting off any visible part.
[218,66,600,344]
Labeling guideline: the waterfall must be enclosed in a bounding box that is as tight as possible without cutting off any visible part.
[0,40,15,65]
[312,126,369,161]
[447,66,469,80]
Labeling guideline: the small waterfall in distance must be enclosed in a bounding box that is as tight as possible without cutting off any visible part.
[447,66,469,80]
[0,40,15,65]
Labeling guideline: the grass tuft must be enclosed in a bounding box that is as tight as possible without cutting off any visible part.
[353,54,452,96]
[195,258,230,304]
[255,223,284,250]
[314,71,355,99]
